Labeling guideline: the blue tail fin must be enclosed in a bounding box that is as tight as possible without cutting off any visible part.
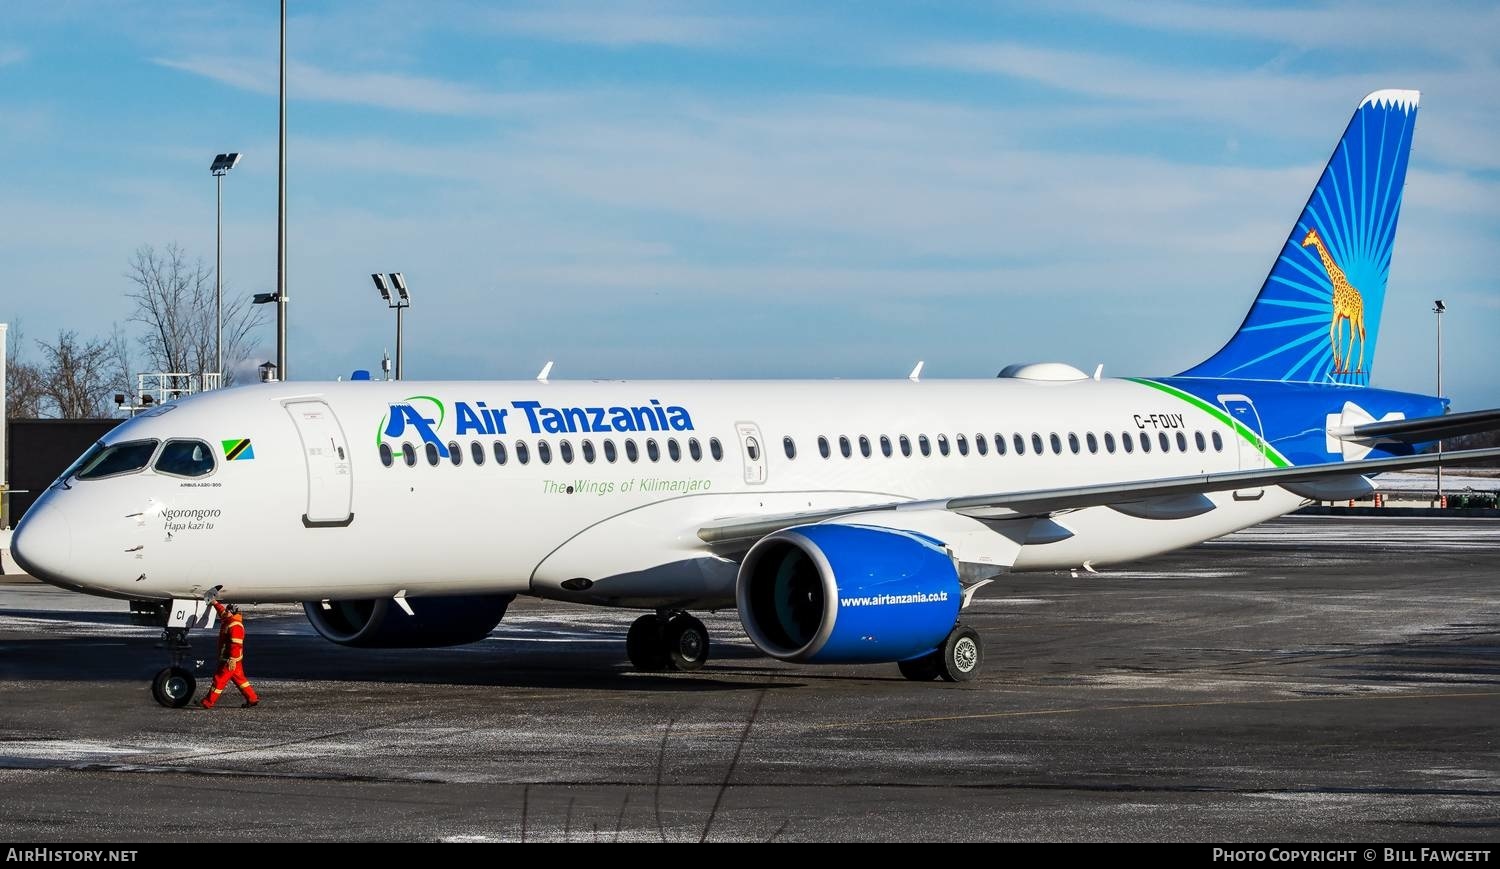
[1179,90,1419,386]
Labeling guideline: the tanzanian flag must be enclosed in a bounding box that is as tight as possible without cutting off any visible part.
[221,438,255,461]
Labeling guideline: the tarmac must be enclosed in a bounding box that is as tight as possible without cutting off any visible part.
[0,515,1497,842]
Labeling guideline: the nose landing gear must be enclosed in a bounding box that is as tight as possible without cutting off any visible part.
[148,592,219,708]
[626,610,710,672]
[151,627,198,708]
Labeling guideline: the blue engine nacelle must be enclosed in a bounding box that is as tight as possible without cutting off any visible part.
[303,594,514,648]
[735,524,961,664]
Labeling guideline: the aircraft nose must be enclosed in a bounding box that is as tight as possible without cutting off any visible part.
[10,504,74,586]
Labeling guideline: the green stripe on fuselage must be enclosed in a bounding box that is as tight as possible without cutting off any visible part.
[1126,378,1290,468]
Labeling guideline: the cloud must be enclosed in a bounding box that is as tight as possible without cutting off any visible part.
[1054,0,1500,59]
[153,56,557,116]
[486,3,753,47]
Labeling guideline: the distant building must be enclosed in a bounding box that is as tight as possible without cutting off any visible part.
[4,419,121,526]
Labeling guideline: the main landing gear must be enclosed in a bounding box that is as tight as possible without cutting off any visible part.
[897,624,983,683]
[626,610,710,672]
[152,627,198,708]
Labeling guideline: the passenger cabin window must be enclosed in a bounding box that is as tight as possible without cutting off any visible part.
[668,439,682,462]
[155,440,215,478]
[1068,433,1081,454]
[918,435,931,457]
[471,441,485,466]
[604,440,618,463]
[899,435,912,457]
[448,441,462,466]
[516,441,531,465]
[646,439,660,462]
[880,435,893,457]
[956,434,969,456]
[624,439,639,462]
[538,440,553,464]
[1176,432,1188,452]
[1085,433,1098,454]
[1104,432,1116,454]
[493,441,508,465]
[709,438,724,461]
[839,436,852,458]
[784,436,796,460]
[1049,433,1062,455]
[689,438,702,461]
[818,436,831,459]
[379,443,394,467]
[859,435,871,458]
[1121,432,1134,454]
[1194,431,1206,452]
[937,434,950,456]
[1212,431,1225,452]
[974,434,987,456]
[1139,432,1152,453]
[1031,433,1044,455]
[994,434,1007,456]
[76,440,159,480]
[560,440,574,464]
[1157,432,1170,452]
[425,443,441,466]
[582,440,596,463]
[1013,433,1025,455]
[403,443,417,466]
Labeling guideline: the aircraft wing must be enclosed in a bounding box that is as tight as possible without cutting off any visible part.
[1338,407,1500,443]
[696,446,1500,546]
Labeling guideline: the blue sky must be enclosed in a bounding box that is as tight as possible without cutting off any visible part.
[2,1,1496,407]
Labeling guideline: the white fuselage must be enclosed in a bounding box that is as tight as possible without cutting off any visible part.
[15,376,1301,608]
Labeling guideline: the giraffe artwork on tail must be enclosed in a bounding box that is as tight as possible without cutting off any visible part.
[1301,228,1366,375]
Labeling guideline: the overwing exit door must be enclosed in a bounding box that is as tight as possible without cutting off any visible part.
[736,421,767,485]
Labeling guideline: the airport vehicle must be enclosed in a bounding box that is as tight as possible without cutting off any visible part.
[12,89,1500,705]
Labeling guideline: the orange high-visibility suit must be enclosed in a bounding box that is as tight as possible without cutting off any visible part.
[201,601,259,708]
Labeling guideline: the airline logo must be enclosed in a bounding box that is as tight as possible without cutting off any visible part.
[379,396,696,457]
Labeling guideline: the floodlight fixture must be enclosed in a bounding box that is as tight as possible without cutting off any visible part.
[372,273,391,302]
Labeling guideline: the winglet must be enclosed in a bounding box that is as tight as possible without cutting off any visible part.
[536,361,554,384]
[908,361,924,383]
[1093,364,1103,382]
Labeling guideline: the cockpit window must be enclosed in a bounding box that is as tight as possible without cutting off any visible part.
[154,440,216,478]
[75,439,160,480]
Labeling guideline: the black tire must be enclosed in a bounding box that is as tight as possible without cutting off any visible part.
[152,666,196,708]
[937,625,983,683]
[897,653,941,681]
[664,614,709,672]
[626,614,668,671]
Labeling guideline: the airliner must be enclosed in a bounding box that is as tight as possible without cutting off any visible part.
[12,89,1500,707]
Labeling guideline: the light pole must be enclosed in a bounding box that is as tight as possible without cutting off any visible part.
[1434,299,1446,507]
[275,0,289,380]
[210,153,241,385]
[371,273,411,379]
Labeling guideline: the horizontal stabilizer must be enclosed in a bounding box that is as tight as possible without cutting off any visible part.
[1340,407,1500,443]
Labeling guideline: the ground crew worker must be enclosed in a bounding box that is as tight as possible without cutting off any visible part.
[199,601,259,709]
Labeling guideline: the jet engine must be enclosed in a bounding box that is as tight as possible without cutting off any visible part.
[303,594,514,648]
[735,524,961,664]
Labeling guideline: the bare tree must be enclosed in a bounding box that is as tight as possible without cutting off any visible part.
[34,329,131,418]
[4,324,46,419]
[125,244,266,387]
